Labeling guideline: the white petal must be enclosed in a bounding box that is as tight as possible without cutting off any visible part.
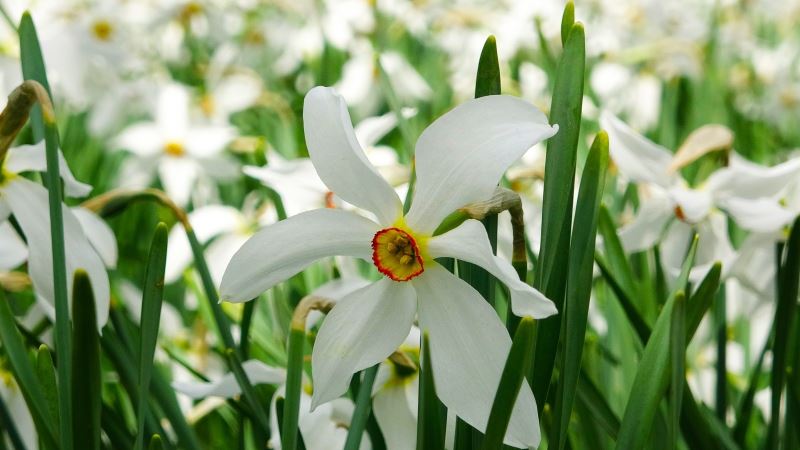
[722,197,796,233]
[4,178,110,330]
[705,153,800,200]
[303,86,403,225]
[0,221,28,270]
[4,143,92,197]
[373,382,417,450]
[71,207,118,268]
[172,360,286,399]
[244,162,329,216]
[354,108,414,148]
[114,122,164,157]
[212,73,262,115]
[600,111,674,187]
[428,220,557,318]
[184,126,236,158]
[311,278,416,409]
[158,156,199,206]
[156,83,190,136]
[414,265,540,448]
[220,209,379,302]
[668,186,713,223]
[310,277,372,302]
[406,95,557,234]
[618,193,674,252]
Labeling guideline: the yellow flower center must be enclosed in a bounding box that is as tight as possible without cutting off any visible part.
[200,94,215,117]
[164,141,186,157]
[372,224,428,282]
[91,20,114,42]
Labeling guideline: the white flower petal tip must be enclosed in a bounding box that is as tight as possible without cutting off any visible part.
[405,95,557,234]
[219,209,378,303]
[303,86,403,225]
[428,220,558,319]
[310,278,416,411]
[172,360,286,399]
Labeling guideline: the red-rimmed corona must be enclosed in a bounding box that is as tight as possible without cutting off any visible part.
[372,227,425,281]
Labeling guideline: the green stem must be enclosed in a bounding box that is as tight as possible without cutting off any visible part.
[344,365,380,450]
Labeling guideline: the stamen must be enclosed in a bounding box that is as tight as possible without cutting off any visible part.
[372,227,425,281]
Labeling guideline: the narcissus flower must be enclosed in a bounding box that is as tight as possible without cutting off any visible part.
[221,86,558,448]
[0,142,111,330]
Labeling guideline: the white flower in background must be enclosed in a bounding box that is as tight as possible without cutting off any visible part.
[337,40,432,114]
[0,143,110,330]
[221,86,558,448]
[0,372,37,450]
[372,328,420,450]
[114,82,237,206]
[601,111,800,283]
[245,108,412,217]
[172,359,371,450]
[165,200,276,286]
[591,61,662,131]
[200,45,263,124]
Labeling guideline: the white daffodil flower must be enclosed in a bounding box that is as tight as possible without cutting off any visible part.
[601,111,800,282]
[0,143,110,330]
[200,45,263,124]
[221,86,558,448]
[114,82,237,206]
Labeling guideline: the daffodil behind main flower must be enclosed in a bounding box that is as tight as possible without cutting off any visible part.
[220,86,558,448]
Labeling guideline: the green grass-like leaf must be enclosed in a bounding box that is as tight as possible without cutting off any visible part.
[551,131,609,450]
[136,223,169,450]
[768,218,800,448]
[615,237,698,450]
[0,290,58,449]
[531,20,586,412]
[481,317,537,450]
[71,270,101,450]
[282,328,306,450]
[417,332,445,450]
[19,12,73,450]
[344,365,380,450]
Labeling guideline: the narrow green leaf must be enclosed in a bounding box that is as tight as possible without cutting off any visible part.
[20,13,72,450]
[531,21,585,411]
[597,207,639,302]
[576,371,620,439]
[417,333,445,450]
[0,291,58,448]
[768,217,800,449]
[615,237,698,450]
[136,223,169,450]
[71,270,101,450]
[148,435,163,450]
[36,345,59,427]
[282,328,306,450]
[481,317,537,450]
[475,35,501,98]
[344,365,380,450]
[560,1,575,46]
[552,131,608,450]
[595,254,651,342]
[669,294,686,450]
[18,11,51,142]
[686,263,722,339]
